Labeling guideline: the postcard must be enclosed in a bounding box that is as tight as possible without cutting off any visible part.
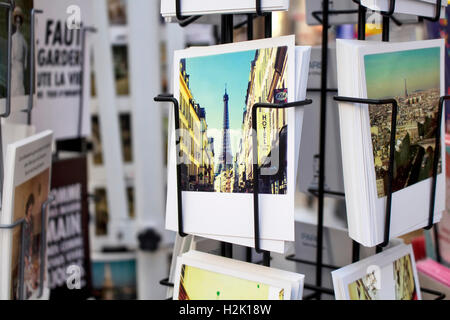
[166,36,296,246]
[332,244,421,300]
[336,39,445,246]
[173,251,305,300]
[359,40,446,243]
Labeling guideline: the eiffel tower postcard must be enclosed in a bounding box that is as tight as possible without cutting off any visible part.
[165,36,297,252]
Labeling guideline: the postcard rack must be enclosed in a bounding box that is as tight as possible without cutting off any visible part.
[155,1,310,295]
[282,0,447,300]
[0,196,54,300]
[155,0,447,300]
[157,0,278,265]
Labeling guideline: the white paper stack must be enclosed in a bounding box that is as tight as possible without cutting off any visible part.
[305,0,420,26]
[166,36,311,253]
[361,0,447,19]
[332,244,421,300]
[336,39,445,247]
[173,250,305,300]
[160,0,289,18]
[298,46,345,195]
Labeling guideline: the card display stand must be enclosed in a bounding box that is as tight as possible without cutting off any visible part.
[157,0,447,300]
[283,0,447,300]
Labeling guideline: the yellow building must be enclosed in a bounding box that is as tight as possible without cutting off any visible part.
[179,59,214,191]
[237,46,288,194]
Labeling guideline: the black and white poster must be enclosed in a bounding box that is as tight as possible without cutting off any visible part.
[33,0,93,139]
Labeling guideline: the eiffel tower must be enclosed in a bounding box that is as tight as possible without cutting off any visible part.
[216,85,233,175]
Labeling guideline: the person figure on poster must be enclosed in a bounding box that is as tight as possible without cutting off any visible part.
[22,193,37,298]
[11,6,28,96]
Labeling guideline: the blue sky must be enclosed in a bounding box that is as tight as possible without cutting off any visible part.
[365,47,440,99]
[185,50,257,162]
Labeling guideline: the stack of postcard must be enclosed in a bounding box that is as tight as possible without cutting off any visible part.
[305,0,419,26]
[0,130,53,300]
[361,0,447,19]
[173,250,304,300]
[160,0,289,19]
[332,244,421,300]
[336,39,445,247]
[165,36,311,253]
[298,46,345,195]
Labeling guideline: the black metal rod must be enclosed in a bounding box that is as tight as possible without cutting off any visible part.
[252,100,313,254]
[311,9,358,25]
[421,287,446,300]
[316,0,329,300]
[308,188,345,198]
[357,4,366,40]
[423,0,442,22]
[263,251,271,267]
[333,96,398,248]
[308,88,338,93]
[264,12,272,38]
[285,254,339,270]
[221,14,234,44]
[159,278,174,288]
[154,95,187,237]
[352,240,360,263]
[246,14,253,40]
[304,283,335,296]
[425,96,448,231]
[381,0,396,17]
[434,224,442,263]
[382,15,390,42]
[245,247,252,262]
[175,0,202,27]
[255,0,262,16]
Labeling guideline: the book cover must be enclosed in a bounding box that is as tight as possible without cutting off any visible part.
[0,130,53,300]
[47,156,92,300]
